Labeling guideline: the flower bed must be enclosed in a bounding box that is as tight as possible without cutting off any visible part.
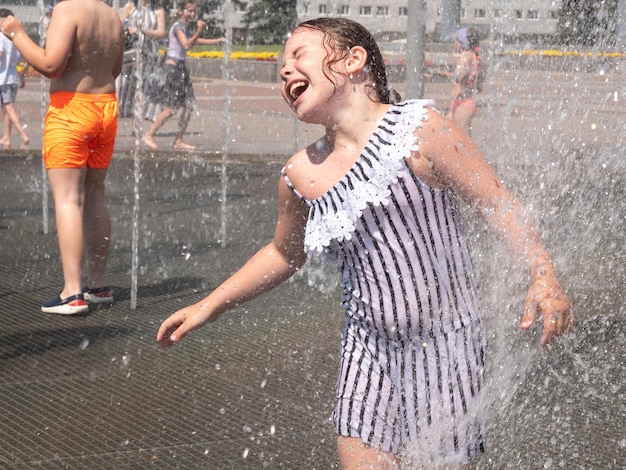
[500,49,626,58]
[186,50,279,61]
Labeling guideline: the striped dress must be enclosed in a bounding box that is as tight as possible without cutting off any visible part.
[282,100,487,465]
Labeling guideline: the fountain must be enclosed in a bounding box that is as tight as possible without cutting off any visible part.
[0,1,624,468]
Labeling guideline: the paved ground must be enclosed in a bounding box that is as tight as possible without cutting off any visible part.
[0,64,625,468]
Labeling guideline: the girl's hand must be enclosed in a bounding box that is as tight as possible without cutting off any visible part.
[156,302,217,348]
[521,273,573,347]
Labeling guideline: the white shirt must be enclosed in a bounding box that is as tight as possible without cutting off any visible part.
[0,34,22,86]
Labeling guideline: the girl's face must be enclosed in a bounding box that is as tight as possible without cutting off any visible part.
[280,28,347,124]
[180,3,197,22]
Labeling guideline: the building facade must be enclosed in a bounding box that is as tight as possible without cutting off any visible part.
[296,1,564,40]
[7,1,564,42]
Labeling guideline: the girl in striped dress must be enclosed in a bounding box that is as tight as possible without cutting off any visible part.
[157,18,573,469]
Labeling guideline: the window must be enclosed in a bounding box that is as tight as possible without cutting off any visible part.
[376,6,389,17]
[527,10,539,20]
[319,4,328,14]
[399,7,408,17]
[474,9,486,19]
[492,9,502,18]
[514,10,523,19]
[360,6,372,16]
[337,5,350,15]
[548,10,559,20]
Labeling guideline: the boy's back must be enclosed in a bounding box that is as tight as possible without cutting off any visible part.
[48,0,124,94]
[1,0,124,95]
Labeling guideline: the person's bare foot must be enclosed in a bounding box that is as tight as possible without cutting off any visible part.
[0,138,10,150]
[172,141,196,151]
[142,135,158,150]
[20,136,30,149]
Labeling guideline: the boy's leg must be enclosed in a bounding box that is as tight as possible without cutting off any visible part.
[1,105,9,149]
[83,168,110,289]
[3,102,29,148]
[47,167,87,299]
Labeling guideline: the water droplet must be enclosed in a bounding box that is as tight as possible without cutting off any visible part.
[215,363,221,370]
[242,448,249,459]
[79,338,90,350]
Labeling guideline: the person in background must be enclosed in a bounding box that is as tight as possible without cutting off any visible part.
[41,4,54,46]
[0,9,29,150]
[142,0,224,151]
[1,0,124,314]
[117,0,166,120]
[156,17,572,469]
[449,27,483,134]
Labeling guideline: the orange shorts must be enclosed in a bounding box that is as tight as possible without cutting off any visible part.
[43,92,118,169]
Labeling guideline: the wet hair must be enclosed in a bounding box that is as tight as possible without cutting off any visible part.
[0,9,14,18]
[457,27,480,51]
[294,18,401,105]
[178,1,195,9]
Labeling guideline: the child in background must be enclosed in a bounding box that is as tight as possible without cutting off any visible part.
[449,27,483,134]
[1,0,124,314]
[0,8,29,150]
[157,18,572,469]
[142,0,224,151]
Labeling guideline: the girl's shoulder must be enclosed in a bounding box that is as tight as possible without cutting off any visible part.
[170,20,184,31]
[391,100,438,129]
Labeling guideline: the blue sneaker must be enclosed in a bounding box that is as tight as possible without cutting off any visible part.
[42,293,89,315]
[83,286,114,304]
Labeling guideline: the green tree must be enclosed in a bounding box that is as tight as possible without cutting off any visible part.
[238,0,297,44]
[557,0,617,46]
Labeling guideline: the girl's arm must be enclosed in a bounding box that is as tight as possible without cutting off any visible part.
[175,20,224,50]
[450,51,471,100]
[196,37,225,46]
[157,177,309,347]
[416,110,573,347]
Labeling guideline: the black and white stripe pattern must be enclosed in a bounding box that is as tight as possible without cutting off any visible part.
[282,100,487,463]
[334,320,486,462]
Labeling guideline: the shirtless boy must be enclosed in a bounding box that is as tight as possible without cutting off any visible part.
[1,0,125,314]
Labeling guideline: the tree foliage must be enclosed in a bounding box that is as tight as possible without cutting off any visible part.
[557,0,617,46]
[159,0,297,43]
[237,0,297,44]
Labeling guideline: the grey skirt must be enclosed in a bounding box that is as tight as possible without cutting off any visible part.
[148,61,195,109]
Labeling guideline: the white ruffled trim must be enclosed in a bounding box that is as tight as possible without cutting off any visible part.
[305,100,434,256]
